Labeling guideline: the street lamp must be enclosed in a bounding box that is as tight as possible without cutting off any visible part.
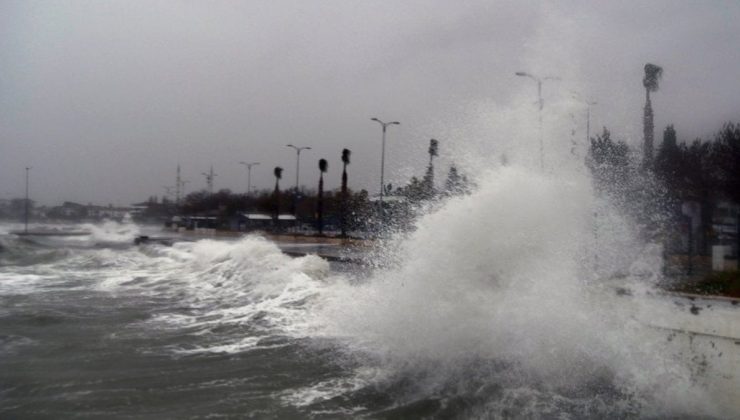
[201,166,216,194]
[239,161,260,196]
[515,71,559,170]
[570,91,597,147]
[571,91,599,272]
[370,118,400,210]
[24,166,31,234]
[285,145,311,192]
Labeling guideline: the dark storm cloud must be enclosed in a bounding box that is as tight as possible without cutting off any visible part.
[1,1,739,205]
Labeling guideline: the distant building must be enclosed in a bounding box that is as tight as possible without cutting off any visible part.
[46,202,140,221]
[48,202,87,219]
[232,213,297,231]
[86,204,139,220]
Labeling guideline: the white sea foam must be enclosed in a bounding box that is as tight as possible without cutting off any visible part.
[110,236,334,352]
[305,165,726,417]
[83,219,141,244]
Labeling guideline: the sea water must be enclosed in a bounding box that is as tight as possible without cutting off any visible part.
[1,167,738,418]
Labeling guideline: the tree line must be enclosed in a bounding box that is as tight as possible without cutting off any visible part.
[588,121,740,255]
[166,140,472,236]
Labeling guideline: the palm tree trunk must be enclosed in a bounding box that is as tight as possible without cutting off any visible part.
[341,163,348,238]
[317,174,324,235]
[643,88,654,168]
[273,180,280,231]
[736,213,740,264]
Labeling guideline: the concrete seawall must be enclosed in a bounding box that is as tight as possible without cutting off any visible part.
[627,291,740,414]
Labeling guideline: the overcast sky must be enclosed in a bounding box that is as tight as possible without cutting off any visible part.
[2,0,739,206]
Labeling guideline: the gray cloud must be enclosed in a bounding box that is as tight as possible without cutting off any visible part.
[1,0,739,205]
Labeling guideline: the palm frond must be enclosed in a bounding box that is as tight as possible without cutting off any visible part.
[429,139,439,157]
[643,63,663,92]
[342,148,351,165]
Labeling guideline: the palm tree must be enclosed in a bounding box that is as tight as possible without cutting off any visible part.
[423,139,439,198]
[273,166,283,229]
[317,159,328,235]
[642,63,663,167]
[340,148,351,238]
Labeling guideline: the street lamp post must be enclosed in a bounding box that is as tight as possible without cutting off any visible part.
[286,145,311,229]
[571,91,599,272]
[285,145,311,192]
[201,166,216,194]
[515,72,559,170]
[239,161,260,196]
[570,91,597,146]
[370,118,400,211]
[24,166,31,234]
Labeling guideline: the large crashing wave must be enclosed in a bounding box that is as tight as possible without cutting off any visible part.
[305,166,721,417]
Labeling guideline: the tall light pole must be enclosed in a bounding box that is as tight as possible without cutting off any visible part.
[175,164,182,205]
[571,91,599,272]
[202,165,216,194]
[570,91,597,151]
[285,145,311,192]
[370,118,400,210]
[239,161,260,196]
[24,166,31,233]
[515,72,559,170]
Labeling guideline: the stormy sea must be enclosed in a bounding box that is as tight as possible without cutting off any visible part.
[1,167,738,419]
